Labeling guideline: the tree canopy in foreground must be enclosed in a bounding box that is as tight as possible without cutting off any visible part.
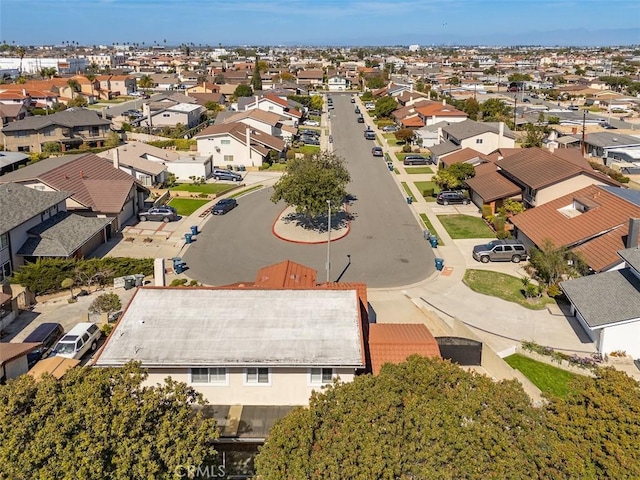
[0,362,218,480]
[255,356,640,479]
[270,151,350,218]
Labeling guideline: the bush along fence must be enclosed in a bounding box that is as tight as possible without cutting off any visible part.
[521,340,604,371]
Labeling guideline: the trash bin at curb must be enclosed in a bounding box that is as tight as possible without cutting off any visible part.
[429,236,439,248]
[124,276,135,290]
[175,262,184,274]
[435,258,445,271]
[423,230,431,240]
[134,274,145,287]
[387,163,394,171]
[406,196,413,204]
[190,225,198,236]
[184,233,193,244]
[172,257,182,269]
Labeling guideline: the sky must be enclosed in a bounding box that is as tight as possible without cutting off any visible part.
[1,0,639,47]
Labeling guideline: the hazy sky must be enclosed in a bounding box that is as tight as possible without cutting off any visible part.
[1,0,639,46]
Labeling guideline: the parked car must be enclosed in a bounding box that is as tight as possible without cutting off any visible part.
[403,155,429,165]
[472,239,529,263]
[212,169,243,182]
[350,97,356,103]
[354,107,361,114]
[307,110,321,116]
[52,322,102,360]
[603,123,617,129]
[568,105,579,111]
[212,198,238,215]
[382,125,399,132]
[365,102,375,110]
[138,205,178,222]
[372,146,383,157]
[301,135,320,145]
[436,190,470,205]
[357,115,365,123]
[300,129,320,137]
[364,130,376,140]
[24,323,65,368]
[303,120,320,127]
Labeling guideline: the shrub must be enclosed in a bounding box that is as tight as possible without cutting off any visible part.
[588,161,629,184]
[482,205,493,219]
[170,278,188,286]
[11,257,154,295]
[422,188,434,198]
[546,284,562,297]
[402,144,412,153]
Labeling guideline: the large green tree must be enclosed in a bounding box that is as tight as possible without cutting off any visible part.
[374,96,397,118]
[251,56,262,91]
[255,356,554,479]
[433,163,475,190]
[270,152,350,218]
[0,362,218,479]
[233,83,253,98]
[480,98,511,122]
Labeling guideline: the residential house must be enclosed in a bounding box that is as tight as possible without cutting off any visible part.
[0,182,113,281]
[95,75,137,98]
[438,147,491,169]
[188,92,226,109]
[1,108,111,153]
[368,324,441,375]
[217,109,296,143]
[185,82,220,94]
[560,234,640,358]
[167,155,213,181]
[195,122,285,169]
[584,132,640,160]
[0,151,29,176]
[327,75,350,91]
[0,103,28,125]
[415,100,468,127]
[98,144,169,186]
[510,186,640,273]
[437,119,515,157]
[1,343,40,382]
[146,102,205,129]
[0,153,149,231]
[296,69,324,87]
[241,94,303,125]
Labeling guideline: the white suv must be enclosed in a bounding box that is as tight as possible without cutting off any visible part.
[53,323,102,360]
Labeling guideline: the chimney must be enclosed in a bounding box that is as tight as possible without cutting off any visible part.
[22,88,26,96]
[113,148,120,169]
[628,218,640,249]
[442,99,446,106]
[254,95,259,107]
[102,107,107,119]
[246,127,252,161]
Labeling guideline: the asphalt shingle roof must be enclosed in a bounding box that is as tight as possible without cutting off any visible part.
[0,183,72,234]
[1,108,110,132]
[442,119,515,141]
[560,268,640,328]
[465,170,521,203]
[16,211,113,257]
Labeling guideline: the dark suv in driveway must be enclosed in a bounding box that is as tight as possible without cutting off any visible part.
[212,169,243,182]
[436,191,470,205]
[472,239,529,263]
[138,205,178,222]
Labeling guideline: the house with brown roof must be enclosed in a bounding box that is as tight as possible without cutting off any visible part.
[241,94,302,124]
[195,122,285,169]
[415,100,468,127]
[1,342,40,382]
[296,69,324,87]
[0,153,149,231]
[218,108,296,143]
[368,324,441,375]
[1,108,111,154]
[510,186,640,272]
[98,143,170,187]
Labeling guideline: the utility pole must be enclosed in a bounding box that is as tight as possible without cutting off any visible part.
[581,109,587,157]
[513,95,517,131]
[326,200,331,283]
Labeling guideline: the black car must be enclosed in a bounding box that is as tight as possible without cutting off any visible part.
[300,129,320,137]
[357,115,365,123]
[350,97,356,103]
[436,191,470,205]
[212,198,238,215]
[300,135,320,145]
[212,169,243,182]
[403,155,429,165]
[138,205,178,222]
[354,107,361,114]
[23,323,64,368]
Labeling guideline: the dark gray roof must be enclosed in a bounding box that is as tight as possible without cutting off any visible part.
[0,154,85,183]
[560,268,640,328]
[429,140,460,157]
[16,211,112,257]
[0,151,29,169]
[1,108,111,132]
[618,247,640,273]
[585,132,640,148]
[600,185,640,206]
[442,119,515,141]
[0,183,72,235]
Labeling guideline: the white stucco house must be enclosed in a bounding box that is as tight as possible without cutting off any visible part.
[328,75,350,91]
[167,155,213,181]
[146,102,205,129]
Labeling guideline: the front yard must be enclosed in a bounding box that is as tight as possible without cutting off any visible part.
[168,198,210,216]
[504,353,581,398]
[171,184,235,195]
[463,269,555,310]
[414,181,439,201]
[437,214,495,239]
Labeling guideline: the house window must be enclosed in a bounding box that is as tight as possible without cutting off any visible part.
[43,130,54,137]
[220,140,230,145]
[268,106,274,111]
[0,233,8,251]
[245,367,270,385]
[16,130,28,137]
[476,139,483,144]
[17,146,30,152]
[191,367,228,385]
[90,126,100,136]
[162,114,170,117]
[1,260,11,282]
[309,368,333,385]
[223,155,234,162]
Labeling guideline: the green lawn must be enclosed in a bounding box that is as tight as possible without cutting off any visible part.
[463,269,555,310]
[383,133,402,146]
[414,181,440,202]
[437,214,494,239]
[168,198,210,216]
[171,183,235,195]
[419,214,443,246]
[401,182,414,199]
[504,353,580,398]
[405,167,434,175]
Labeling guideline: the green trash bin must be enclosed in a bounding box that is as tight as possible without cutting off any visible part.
[124,277,135,290]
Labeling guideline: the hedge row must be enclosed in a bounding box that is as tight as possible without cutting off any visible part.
[11,257,154,295]
[147,139,196,151]
[589,161,630,184]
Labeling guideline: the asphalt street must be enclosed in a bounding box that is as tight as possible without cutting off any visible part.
[183,94,434,287]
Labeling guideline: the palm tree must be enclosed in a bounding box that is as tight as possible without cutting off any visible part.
[138,74,154,89]
[67,79,80,99]
[15,46,25,76]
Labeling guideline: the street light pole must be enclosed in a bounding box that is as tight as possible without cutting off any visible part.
[326,200,331,283]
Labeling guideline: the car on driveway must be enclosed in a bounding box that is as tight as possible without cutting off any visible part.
[138,205,178,222]
[212,198,238,215]
[382,125,399,132]
[300,129,319,137]
[212,169,243,182]
[303,120,320,127]
[436,190,470,205]
[372,146,383,157]
[403,155,429,165]
[300,135,320,145]
[472,239,528,263]
[365,102,375,110]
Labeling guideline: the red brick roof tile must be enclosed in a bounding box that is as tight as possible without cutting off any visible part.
[368,323,440,375]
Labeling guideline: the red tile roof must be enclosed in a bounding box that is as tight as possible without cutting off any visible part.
[572,223,638,272]
[401,115,424,127]
[368,323,440,375]
[416,103,467,118]
[510,185,640,250]
[254,260,317,288]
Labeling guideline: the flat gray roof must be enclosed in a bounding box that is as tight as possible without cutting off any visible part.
[96,288,364,368]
